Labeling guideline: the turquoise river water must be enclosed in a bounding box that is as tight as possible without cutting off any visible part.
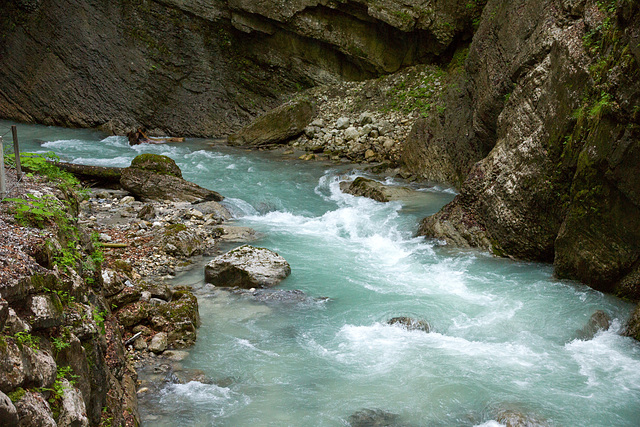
[3,120,640,426]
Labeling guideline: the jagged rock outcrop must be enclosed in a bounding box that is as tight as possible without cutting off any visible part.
[205,245,291,288]
[0,0,483,136]
[416,0,640,298]
[120,154,223,202]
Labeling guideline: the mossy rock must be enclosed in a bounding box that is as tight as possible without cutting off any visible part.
[129,154,182,178]
[228,99,316,147]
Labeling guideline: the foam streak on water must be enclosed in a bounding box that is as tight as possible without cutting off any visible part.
[6,120,640,426]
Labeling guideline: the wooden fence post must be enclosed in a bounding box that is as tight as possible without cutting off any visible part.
[11,125,22,180]
[0,136,6,199]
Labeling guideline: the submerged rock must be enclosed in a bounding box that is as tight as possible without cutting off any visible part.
[340,177,415,203]
[494,408,550,427]
[624,304,640,341]
[387,317,430,333]
[228,99,316,146]
[233,288,328,305]
[204,245,291,288]
[576,310,611,340]
[348,408,401,427]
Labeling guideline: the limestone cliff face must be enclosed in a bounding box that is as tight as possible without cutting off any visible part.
[0,0,482,136]
[416,0,640,297]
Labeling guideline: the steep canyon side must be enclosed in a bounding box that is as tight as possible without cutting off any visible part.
[415,0,640,298]
[0,0,482,136]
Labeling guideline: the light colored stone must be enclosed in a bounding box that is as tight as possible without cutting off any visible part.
[58,379,89,427]
[344,127,359,141]
[358,112,374,125]
[205,245,291,288]
[120,196,135,204]
[335,117,350,129]
[27,294,63,330]
[149,332,168,354]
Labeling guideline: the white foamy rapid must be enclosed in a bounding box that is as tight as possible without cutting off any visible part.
[8,119,640,426]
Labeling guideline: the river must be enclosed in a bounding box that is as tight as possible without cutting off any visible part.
[4,120,640,426]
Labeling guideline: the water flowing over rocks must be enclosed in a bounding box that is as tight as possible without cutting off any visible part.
[0,158,244,425]
[576,310,611,340]
[348,408,403,427]
[205,245,292,288]
[341,177,417,203]
[387,317,431,333]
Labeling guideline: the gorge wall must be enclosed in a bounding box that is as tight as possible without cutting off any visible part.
[414,0,640,298]
[0,0,482,136]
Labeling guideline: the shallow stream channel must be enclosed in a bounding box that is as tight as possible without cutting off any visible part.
[6,120,640,426]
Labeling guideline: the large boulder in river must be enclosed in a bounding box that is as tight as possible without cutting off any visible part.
[120,154,223,202]
[228,99,315,147]
[205,245,291,288]
[340,177,416,203]
[576,310,611,340]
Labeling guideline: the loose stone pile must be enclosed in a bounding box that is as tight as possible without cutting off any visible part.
[289,64,448,164]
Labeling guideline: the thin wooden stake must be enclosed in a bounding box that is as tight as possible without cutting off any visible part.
[11,125,22,180]
[0,136,6,199]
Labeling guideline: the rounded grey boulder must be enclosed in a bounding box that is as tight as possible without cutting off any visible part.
[204,245,291,288]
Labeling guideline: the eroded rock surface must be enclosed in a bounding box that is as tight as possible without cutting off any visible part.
[205,245,291,288]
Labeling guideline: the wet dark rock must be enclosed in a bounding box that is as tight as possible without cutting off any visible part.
[348,408,401,427]
[576,310,611,340]
[340,178,415,203]
[0,299,9,331]
[205,245,291,288]
[624,304,640,341]
[233,288,329,305]
[387,317,430,333]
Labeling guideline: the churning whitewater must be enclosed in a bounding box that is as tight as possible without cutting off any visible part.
[8,120,640,426]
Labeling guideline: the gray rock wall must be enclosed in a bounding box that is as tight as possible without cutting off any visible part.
[0,0,483,136]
